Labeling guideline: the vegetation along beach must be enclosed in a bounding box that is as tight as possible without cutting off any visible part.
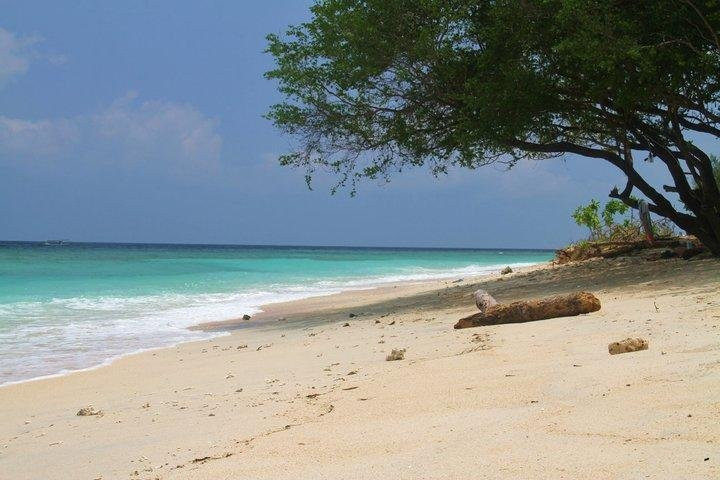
[1,1,719,479]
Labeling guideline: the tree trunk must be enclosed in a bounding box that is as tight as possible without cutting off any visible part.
[697,204,720,256]
[691,221,720,255]
[678,200,720,256]
[611,178,720,256]
[454,292,601,329]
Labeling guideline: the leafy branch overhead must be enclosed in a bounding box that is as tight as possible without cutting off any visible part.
[266,0,720,254]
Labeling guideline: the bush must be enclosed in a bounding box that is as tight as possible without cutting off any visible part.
[572,199,674,243]
[572,199,631,241]
[572,200,601,240]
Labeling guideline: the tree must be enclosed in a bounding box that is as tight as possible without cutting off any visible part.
[266,0,720,254]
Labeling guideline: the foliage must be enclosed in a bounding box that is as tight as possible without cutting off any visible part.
[572,198,674,242]
[601,200,630,229]
[572,200,601,239]
[651,217,678,238]
[572,199,631,240]
[266,0,720,253]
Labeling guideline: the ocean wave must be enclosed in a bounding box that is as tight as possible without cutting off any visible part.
[310,262,537,288]
[0,260,537,386]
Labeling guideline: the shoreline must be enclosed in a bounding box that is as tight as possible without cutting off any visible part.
[0,261,546,389]
[1,254,718,479]
[192,261,546,332]
[0,340,222,389]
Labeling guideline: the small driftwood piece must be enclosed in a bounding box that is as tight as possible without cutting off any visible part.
[473,289,498,313]
[455,292,601,329]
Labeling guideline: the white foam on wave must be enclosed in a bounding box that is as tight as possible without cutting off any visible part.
[312,262,537,288]
[0,261,537,387]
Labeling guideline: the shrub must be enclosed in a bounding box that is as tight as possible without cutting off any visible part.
[571,199,675,243]
[572,200,601,240]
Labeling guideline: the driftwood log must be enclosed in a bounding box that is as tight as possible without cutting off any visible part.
[455,292,601,329]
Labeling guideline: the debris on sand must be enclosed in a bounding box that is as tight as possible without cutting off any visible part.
[608,337,649,355]
[473,289,498,313]
[191,452,232,464]
[242,314,251,321]
[386,348,406,361]
[342,322,350,327]
[76,406,102,417]
[471,332,489,343]
[501,266,513,275]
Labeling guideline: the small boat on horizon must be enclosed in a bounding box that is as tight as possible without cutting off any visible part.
[43,239,70,246]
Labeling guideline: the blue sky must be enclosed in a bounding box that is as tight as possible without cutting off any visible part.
[0,1,700,248]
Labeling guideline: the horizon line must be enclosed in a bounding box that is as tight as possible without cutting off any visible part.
[0,239,557,252]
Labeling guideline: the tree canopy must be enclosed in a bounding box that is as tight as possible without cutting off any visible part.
[266,0,720,253]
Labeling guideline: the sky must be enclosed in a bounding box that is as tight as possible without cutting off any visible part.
[0,1,705,249]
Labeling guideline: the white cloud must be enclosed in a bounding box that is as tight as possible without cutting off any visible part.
[91,92,222,171]
[0,92,222,174]
[0,27,64,86]
[0,116,79,156]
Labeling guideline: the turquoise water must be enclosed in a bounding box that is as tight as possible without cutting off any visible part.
[0,242,552,385]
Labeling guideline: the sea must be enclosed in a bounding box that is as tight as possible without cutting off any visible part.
[0,242,553,386]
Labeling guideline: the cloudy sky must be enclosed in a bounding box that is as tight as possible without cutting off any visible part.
[0,1,682,248]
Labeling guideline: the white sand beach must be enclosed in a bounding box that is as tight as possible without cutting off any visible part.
[1,255,719,479]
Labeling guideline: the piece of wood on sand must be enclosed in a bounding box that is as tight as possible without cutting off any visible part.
[473,289,498,313]
[454,291,601,329]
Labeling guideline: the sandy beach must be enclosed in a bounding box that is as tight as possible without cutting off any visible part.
[1,255,719,479]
